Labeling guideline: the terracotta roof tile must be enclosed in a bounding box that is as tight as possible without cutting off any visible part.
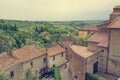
[87,31,108,47]
[114,5,120,8]
[61,35,78,45]
[47,45,65,56]
[40,32,50,36]
[0,52,20,70]
[70,45,95,58]
[13,44,46,62]
[107,17,120,29]
[79,26,97,31]
[97,20,113,28]
[97,40,108,48]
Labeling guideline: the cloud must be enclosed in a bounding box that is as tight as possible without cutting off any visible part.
[0,0,120,20]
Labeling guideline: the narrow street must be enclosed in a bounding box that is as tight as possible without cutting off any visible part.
[59,63,72,80]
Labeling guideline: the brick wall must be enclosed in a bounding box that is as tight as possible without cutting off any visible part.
[68,47,86,80]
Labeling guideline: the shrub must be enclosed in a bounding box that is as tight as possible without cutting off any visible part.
[50,67,62,80]
[79,34,91,45]
[85,72,105,80]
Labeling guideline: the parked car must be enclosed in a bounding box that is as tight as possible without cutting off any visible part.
[39,71,54,79]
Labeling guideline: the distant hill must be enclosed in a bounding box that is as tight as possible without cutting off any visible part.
[0,19,103,53]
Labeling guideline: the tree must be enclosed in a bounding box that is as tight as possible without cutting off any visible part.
[21,68,39,80]
[0,72,12,80]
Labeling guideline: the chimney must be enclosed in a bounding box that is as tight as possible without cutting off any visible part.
[7,45,13,57]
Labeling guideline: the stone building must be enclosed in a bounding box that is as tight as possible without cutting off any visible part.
[13,44,47,74]
[110,5,120,20]
[47,45,66,68]
[0,44,66,80]
[79,26,97,38]
[69,45,98,80]
[0,50,23,80]
[107,17,120,77]
[69,5,120,80]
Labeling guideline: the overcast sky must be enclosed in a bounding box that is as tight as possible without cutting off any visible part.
[0,0,120,21]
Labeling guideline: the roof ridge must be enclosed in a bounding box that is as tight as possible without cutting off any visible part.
[107,17,120,28]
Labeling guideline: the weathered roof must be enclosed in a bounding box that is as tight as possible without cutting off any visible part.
[97,40,108,48]
[47,45,65,56]
[114,5,120,8]
[0,52,20,70]
[79,26,97,31]
[40,32,50,36]
[87,31,108,47]
[97,20,113,28]
[60,35,78,48]
[13,44,46,62]
[70,45,95,58]
[107,17,120,29]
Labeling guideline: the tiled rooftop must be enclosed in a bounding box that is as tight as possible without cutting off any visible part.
[79,26,97,31]
[70,45,95,58]
[87,31,108,47]
[0,52,20,70]
[107,17,120,29]
[47,45,65,56]
[13,44,46,62]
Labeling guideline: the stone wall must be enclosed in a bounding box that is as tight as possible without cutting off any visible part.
[88,42,98,52]
[5,63,23,80]
[86,53,98,73]
[113,7,120,12]
[108,29,120,76]
[47,52,66,68]
[79,31,88,38]
[23,54,47,73]
[98,47,108,73]
[68,47,86,80]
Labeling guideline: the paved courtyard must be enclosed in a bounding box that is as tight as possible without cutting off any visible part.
[97,72,118,80]
[59,63,72,80]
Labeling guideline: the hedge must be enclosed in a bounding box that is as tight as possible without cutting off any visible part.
[85,72,105,80]
[50,67,62,80]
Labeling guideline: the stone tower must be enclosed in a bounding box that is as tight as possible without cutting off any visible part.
[110,5,120,20]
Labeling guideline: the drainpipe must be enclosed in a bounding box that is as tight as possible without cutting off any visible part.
[46,48,48,71]
[106,30,111,73]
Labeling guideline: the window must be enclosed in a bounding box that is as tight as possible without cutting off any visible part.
[101,50,104,52]
[53,64,55,67]
[61,53,64,57]
[10,71,14,77]
[53,56,55,61]
[30,62,33,68]
[43,57,46,63]
[113,48,120,56]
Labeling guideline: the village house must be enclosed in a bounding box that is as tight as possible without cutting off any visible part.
[0,5,120,80]
[78,26,97,38]
[69,5,120,80]
[69,45,98,80]
[0,47,23,80]
[47,45,66,68]
[59,35,78,60]
[0,44,67,80]
[107,17,120,77]
[40,31,50,36]
[13,44,47,74]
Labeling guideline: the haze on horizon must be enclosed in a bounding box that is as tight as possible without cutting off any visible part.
[0,0,120,21]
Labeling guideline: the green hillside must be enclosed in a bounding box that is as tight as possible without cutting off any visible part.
[0,19,103,53]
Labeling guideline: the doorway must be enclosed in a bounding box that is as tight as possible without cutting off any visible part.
[93,61,98,74]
